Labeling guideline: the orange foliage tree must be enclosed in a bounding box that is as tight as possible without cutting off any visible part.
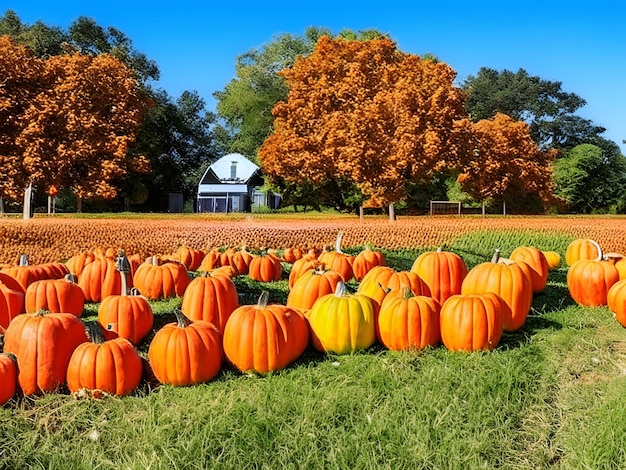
[259,36,469,208]
[0,36,43,202]
[16,52,151,206]
[456,113,558,210]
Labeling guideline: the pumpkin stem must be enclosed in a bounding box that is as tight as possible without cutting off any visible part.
[491,248,501,263]
[85,321,106,344]
[335,232,344,254]
[401,285,413,299]
[590,239,603,261]
[65,272,77,283]
[3,352,17,364]
[257,291,269,309]
[116,249,131,296]
[174,309,193,328]
[334,281,347,297]
[19,254,28,266]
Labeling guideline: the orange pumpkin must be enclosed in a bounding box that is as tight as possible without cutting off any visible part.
[147,310,222,386]
[352,246,386,281]
[509,246,550,293]
[567,256,619,307]
[198,249,222,272]
[181,272,239,332]
[3,310,88,395]
[565,238,601,266]
[357,266,430,307]
[282,247,304,264]
[317,232,355,282]
[248,253,283,282]
[410,248,468,305]
[133,257,190,300]
[174,246,205,271]
[461,249,532,332]
[377,288,441,351]
[25,274,85,317]
[286,267,343,311]
[0,353,18,406]
[66,323,143,396]
[230,248,255,275]
[1,255,70,291]
[78,256,129,303]
[223,292,309,374]
[608,280,626,327]
[65,251,96,280]
[439,293,505,352]
[288,257,321,289]
[0,275,25,331]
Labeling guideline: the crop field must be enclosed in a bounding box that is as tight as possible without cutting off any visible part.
[2,214,626,469]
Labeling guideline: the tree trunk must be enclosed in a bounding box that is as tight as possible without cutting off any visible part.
[48,195,52,214]
[482,200,486,219]
[23,183,33,220]
[503,200,506,216]
[388,202,395,222]
[76,194,82,213]
[359,206,364,223]
[0,197,4,214]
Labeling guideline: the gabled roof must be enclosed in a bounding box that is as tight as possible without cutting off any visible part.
[199,153,260,185]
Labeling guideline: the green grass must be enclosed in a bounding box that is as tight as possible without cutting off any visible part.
[3,229,626,469]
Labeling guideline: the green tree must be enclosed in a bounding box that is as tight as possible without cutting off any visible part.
[462,67,607,150]
[553,143,626,213]
[128,90,219,211]
[214,27,331,161]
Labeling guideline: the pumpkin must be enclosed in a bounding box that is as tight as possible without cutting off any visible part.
[608,280,626,327]
[78,256,129,303]
[181,271,239,332]
[248,252,283,282]
[219,247,236,268]
[410,248,468,305]
[317,233,355,282]
[3,310,88,395]
[439,293,505,352]
[352,246,386,281]
[198,249,222,272]
[565,238,601,266]
[357,266,430,307]
[65,251,96,280]
[0,353,18,406]
[567,247,619,307]
[0,276,25,331]
[461,249,533,332]
[288,257,321,289]
[377,288,441,351]
[307,282,377,354]
[25,274,85,317]
[1,254,70,291]
[282,247,304,264]
[230,248,255,275]
[174,246,205,271]
[133,256,190,300]
[509,246,550,293]
[223,292,309,374]
[542,251,561,270]
[66,322,143,396]
[147,310,222,386]
[286,267,343,311]
[97,255,153,345]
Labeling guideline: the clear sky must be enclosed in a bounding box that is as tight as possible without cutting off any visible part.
[5,1,625,154]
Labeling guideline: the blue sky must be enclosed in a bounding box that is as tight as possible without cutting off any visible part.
[5,1,625,154]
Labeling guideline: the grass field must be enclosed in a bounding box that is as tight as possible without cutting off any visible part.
[2,215,626,469]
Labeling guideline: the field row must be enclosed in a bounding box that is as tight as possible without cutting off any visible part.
[1,215,626,264]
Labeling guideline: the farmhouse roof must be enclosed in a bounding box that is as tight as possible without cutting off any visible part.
[199,153,260,185]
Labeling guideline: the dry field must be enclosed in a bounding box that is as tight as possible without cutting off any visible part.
[1,214,625,264]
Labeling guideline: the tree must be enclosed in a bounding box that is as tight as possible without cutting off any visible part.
[15,51,151,210]
[0,35,43,203]
[214,27,331,160]
[462,67,607,150]
[553,143,626,213]
[128,89,219,211]
[456,113,557,213]
[259,36,468,208]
